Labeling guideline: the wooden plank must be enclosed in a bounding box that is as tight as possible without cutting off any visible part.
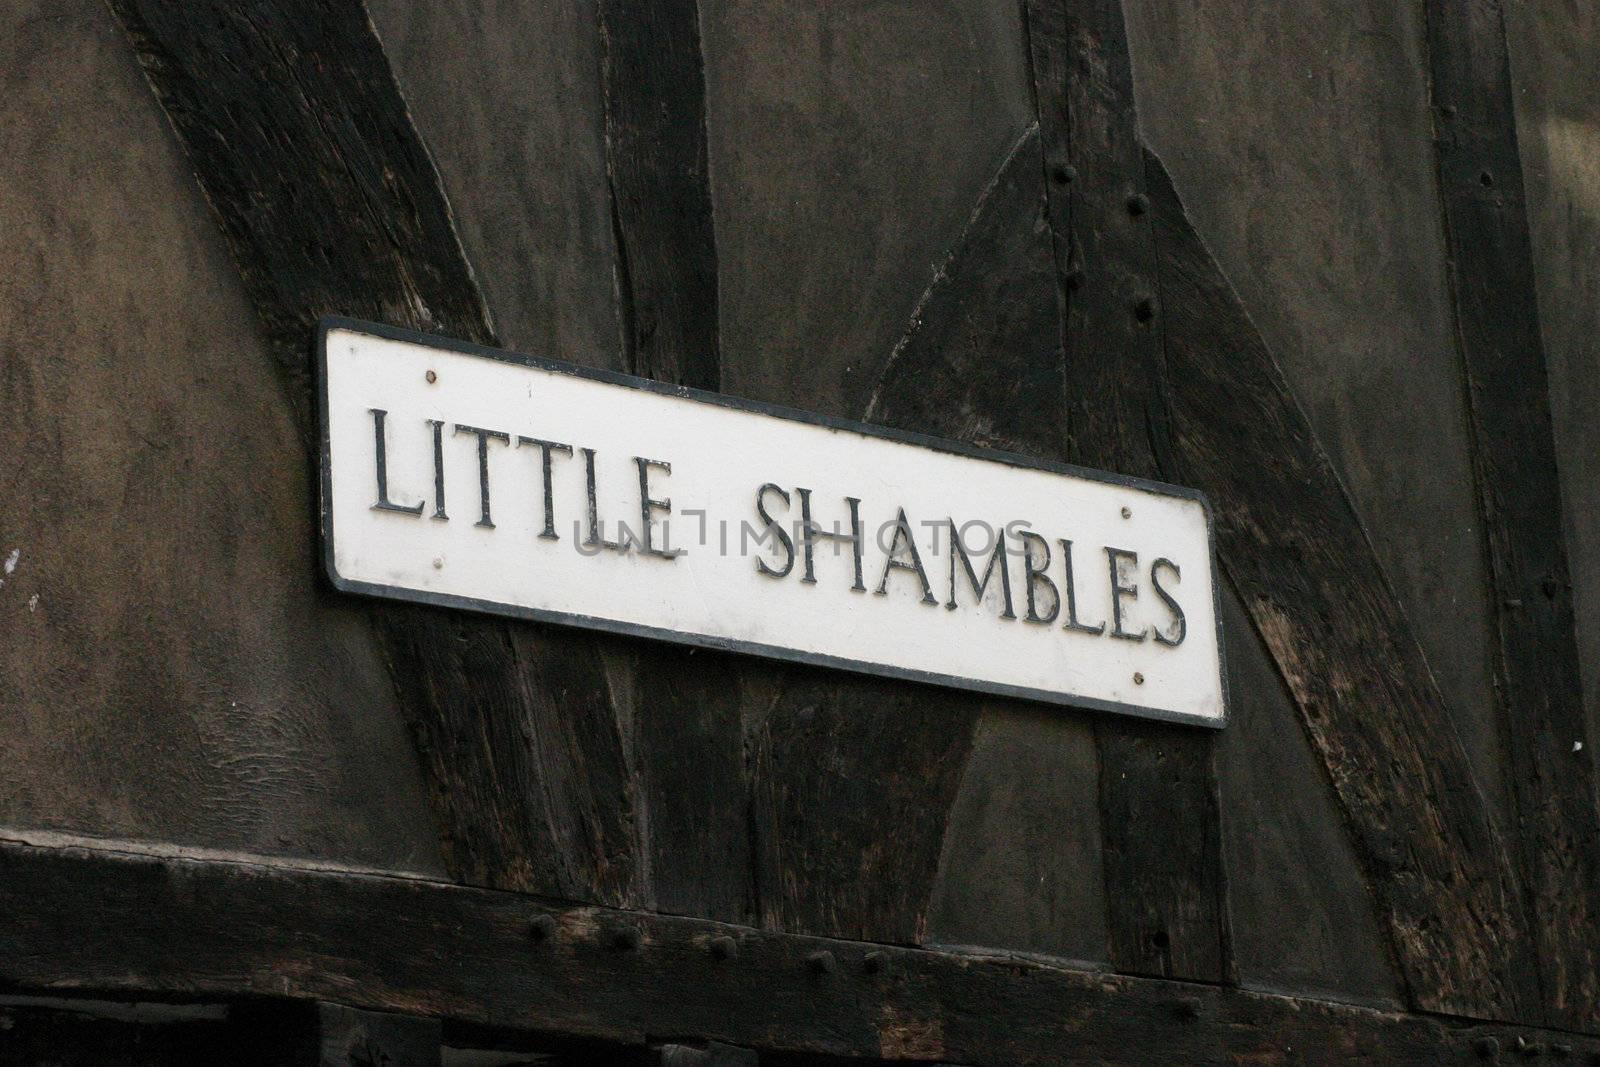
[1021,0,1228,981]
[2,834,1596,1062]
[1422,0,1600,1029]
[106,0,642,904]
[598,0,750,925]
[1146,145,1540,1021]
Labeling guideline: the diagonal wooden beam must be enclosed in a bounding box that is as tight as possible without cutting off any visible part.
[106,0,644,906]
[1146,145,1541,1021]
[1422,0,1600,1030]
[1021,0,1229,982]
[4,831,1596,1061]
[869,118,1540,1021]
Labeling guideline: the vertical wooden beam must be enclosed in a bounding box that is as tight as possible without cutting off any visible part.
[1423,0,1600,1029]
[599,0,720,391]
[1021,0,1229,980]
[598,0,751,924]
[106,0,643,905]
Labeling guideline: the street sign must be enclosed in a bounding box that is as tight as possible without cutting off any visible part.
[319,317,1226,726]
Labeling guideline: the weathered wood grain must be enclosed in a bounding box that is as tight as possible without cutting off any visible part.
[1021,0,1228,981]
[867,109,1541,1020]
[598,0,751,925]
[1423,0,1600,1029]
[106,0,642,904]
[747,673,976,944]
[3,835,1595,1063]
[1147,146,1540,1020]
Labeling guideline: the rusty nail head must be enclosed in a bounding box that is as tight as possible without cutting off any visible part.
[1175,998,1201,1021]
[1133,672,1145,686]
[709,935,738,962]
[1134,296,1156,322]
[1128,192,1150,216]
[528,913,556,943]
[1121,506,1132,519]
[425,369,437,384]
[1052,165,1077,185]
[612,925,642,950]
[1474,1036,1499,1059]
[807,950,837,976]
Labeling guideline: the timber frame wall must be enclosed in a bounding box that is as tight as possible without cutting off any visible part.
[2,0,1597,1062]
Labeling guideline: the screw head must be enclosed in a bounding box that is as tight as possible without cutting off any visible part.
[709,935,739,962]
[1120,506,1132,519]
[806,950,837,976]
[1133,672,1145,686]
[1128,192,1150,216]
[1051,165,1078,185]
[1134,295,1157,322]
[528,913,556,943]
[425,369,438,384]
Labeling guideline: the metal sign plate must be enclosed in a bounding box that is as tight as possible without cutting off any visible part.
[318,317,1227,726]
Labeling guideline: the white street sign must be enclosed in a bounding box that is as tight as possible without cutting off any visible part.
[319,318,1227,726]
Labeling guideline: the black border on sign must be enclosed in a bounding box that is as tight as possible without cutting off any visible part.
[315,315,1230,729]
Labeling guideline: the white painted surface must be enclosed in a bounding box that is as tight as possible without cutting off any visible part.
[321,322,1226,725]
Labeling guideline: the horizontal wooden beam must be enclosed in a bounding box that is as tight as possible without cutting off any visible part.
[0,831,1593,1063]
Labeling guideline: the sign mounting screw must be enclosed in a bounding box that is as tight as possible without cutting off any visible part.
[1133,672,1145,685]
[1121,506,1132,519]
[425,369,437,383]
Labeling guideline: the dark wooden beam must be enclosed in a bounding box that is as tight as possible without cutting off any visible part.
[599,0,982,945]
[599,0,720,391]
[106,0,643,905]
[867,119,1543,1023]
[1021,0,1229,981]
[1146,145,1541,1022]
[598,0,751,924]
[2,833,1594,1063]
[1422,0,1600,1030]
